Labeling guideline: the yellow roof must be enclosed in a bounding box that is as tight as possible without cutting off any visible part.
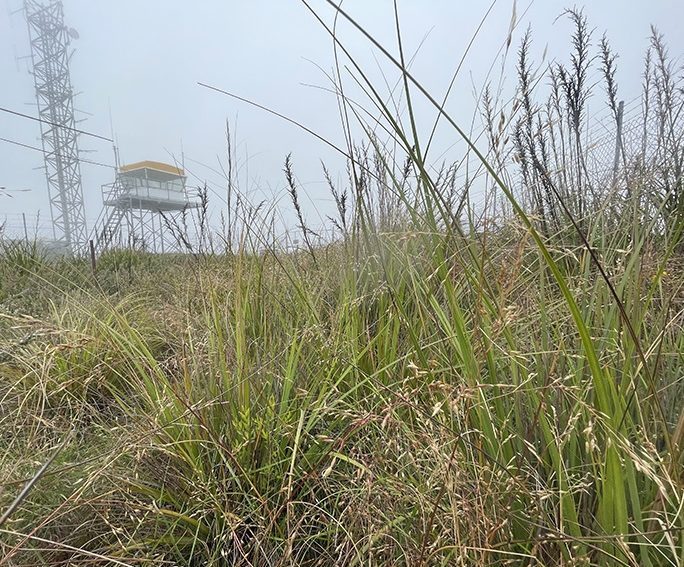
[119,160,185,177]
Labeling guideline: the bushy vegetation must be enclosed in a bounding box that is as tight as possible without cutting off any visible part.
[1,5,682,566]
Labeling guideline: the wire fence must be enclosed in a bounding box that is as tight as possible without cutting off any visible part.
[3,93,681,254]
[584,96,684,192]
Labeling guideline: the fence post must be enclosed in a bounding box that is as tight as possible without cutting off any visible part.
[611,100,625,188]
[89,239,97,276]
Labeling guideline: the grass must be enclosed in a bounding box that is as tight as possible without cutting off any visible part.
[1,3,683,565]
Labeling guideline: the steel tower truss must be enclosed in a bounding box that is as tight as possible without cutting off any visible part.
[25,0,87,253]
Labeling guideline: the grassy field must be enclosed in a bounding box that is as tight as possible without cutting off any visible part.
[1,5,683,566]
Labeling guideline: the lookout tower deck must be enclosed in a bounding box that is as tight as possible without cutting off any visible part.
[104,161,193,211]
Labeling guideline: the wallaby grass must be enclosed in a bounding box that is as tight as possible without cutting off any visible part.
[1,3,684,566]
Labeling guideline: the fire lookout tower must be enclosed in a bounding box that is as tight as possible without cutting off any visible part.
[93,160,197,253]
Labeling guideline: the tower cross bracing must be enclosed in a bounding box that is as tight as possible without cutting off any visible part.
[25,0,87,253]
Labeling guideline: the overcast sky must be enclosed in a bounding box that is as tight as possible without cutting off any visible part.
[1,1,682,239]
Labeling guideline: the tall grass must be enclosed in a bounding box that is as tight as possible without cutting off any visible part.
[1,4,682,566]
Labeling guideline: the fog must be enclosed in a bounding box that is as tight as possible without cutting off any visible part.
[1,0,682,239]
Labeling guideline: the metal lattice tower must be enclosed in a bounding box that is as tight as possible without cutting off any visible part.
[24,0,87,254]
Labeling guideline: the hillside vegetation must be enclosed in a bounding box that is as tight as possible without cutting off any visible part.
[1,7,683,566]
